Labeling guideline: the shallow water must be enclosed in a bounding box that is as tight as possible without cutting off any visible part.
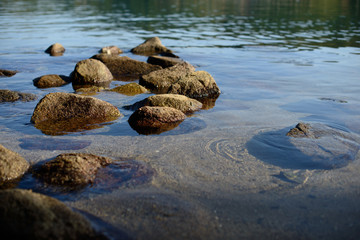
[1,0,360,239]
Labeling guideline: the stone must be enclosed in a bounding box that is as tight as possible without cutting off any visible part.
[71,59,113,89]
[109,83,148,96]
[147,55,184,68]
[75,86,105,95]
[0,89,36,102]
[0,69,17,77]
[0,144,29,184]
[286,122,315,138]
[45,43,65,56]
[131,37,172,55]
[92,54,162,81]
[0,189,108,239]
[33,74,70,88]
[33,153,112,187]
[139,62,195,93]
[30,92,122,135]
[99,45,123,55]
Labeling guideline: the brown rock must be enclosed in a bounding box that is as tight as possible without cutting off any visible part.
[45,43,65,56]
[147,55,184,68]
[92,54,162,81]
[33,74,70,88]
[286,122,315,138]
[99,45,123,55]
[131,37,172,55]
[71,59,113,89]
[0,189,108,239]
[33,153,112,187]
[0,89,36,102]
[0,144,29,184]
[109,83,148,96]
[0,69,18,77]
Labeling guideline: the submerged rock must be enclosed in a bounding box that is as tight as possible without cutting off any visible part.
[0,69,18,77]
[33,74,70,88]
[45,43,65,56]
[0,89,36,102]
[0,189,108,239]
[109,83,148,96]
[71,59,113,89]
[92,54,162,81]
[33,153,112,187]
[99,45,123,55]
[30,92,121,135]
[131,37,172,55]
[287,122,315,138]
[147,55,184,68]
[0,144,29,185]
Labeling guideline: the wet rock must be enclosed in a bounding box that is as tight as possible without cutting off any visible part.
[33,74,70,88]
[0,69,17,77]
[0,89,36,102]
[99,45,123,55]
[30,92,121,135]
[129,106,186,135]
[109,83,148,96]
[139,62,195,93]
[286,122,315,138]
[33,153,112,187]
[147,55,184,68]
[131,37,172,55]
[0,189,108,239]
[129,94,202,114]
[45,43,65,56]
[71,59,113,89]
[75,86,105,95]
[0,144,29,185]
[92,54,162,81]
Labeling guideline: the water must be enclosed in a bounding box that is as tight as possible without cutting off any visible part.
[1,0,360,239]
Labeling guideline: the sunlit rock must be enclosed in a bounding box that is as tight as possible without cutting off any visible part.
[33,74,70,88]
[109,83,148,96]
[99,45,123,55]
[131,37,172,55]
[0,69,17,77]
[147,55,184,68]
[45,43,65,56]
[0,89,36,102]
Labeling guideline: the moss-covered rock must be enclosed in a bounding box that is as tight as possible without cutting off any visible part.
[110,83,148,96]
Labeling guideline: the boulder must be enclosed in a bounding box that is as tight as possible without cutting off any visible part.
[0,144,29,184]
[92,54,162,81]
[139,62,195,93]
[109,83,148,96]
[0,69,17,77]
[71,59,113,89]
[33,74,70,88]
[30,92,122,135]
[0,89,36,102]
[147,55,184,68]
[33,153,112,187]
[131,37,172,55]
[128,106,186,134]
[129,94,202,114]
[0,189,108,239]
[99,45,123,55]
[45,43,65,56]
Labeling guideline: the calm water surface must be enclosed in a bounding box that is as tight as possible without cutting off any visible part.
[1,0,360,239]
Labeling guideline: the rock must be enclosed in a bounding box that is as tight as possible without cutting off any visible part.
[71,59,113,90]
[30,92,122,135]
[128,106,186,135]
[129,94,202,114]
[99,45,123,55]
[0,189,108,239]
[0,89,36,102]
[45,43,65,56]
[139,62,195,93]
[109,83,148,96]
[92,54,162,81]
[0,144,29,185]
[0,69,18,77]
[75,86,105,95]
[33,74,70,88]
[286,122,315,138]
[131,37,172,55]
[33,153,112,187]
[168,71,221,99]
[147,55,184,68]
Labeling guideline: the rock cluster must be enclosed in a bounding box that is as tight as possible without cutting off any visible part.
[0,89,36,102]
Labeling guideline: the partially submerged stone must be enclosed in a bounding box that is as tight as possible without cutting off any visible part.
[109,83,148,96]
[0,189,108,239]
[0,69,18,77]
[75,86,105,95]
[287,122,315,138]
[131,37,172,55]
[31,92,122,135]
[33,153,112,187]
[92,54,162,81]
[0,89,36,102]
[0,144,29,185]
[99,45,123,55]
[33,74,70,88]
[45,43,65,56]
[71,59,113,89]
[147,55,184,68]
